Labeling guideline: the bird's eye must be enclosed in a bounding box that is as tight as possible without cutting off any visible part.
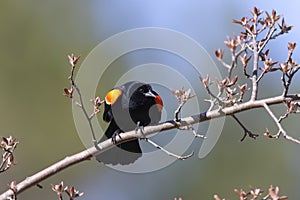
[138,88,145,93]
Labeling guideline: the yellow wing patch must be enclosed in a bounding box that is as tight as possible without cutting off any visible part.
[105,89,122,105]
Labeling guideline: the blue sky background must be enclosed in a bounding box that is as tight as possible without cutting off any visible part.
[1,1,300,199]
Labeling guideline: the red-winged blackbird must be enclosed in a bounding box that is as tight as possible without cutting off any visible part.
[96,81,163,165]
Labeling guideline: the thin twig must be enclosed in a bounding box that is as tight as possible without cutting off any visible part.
[278,113,289,123]
[173,88,205,140]
[205,86,224,108]
[0,140,18,173]
[263,103,300,144]
[141,137,194,160]
[205,90,223,112]
[250,33,259,101]
[189,125,206,139]
[228,45,247,79]
[173,88,195,122]
[0,94,300,199]
[174,101,185,122]
[219,59,231,70]
[263,103,285,138]
[67,55,100,149]
[178,125,206,139]
[0,152,12,173]
[72,82,100,148]
[231,114,259,141]
[256,69,267,83]
[258,27,277,53]
[249,22,277,101]
[243,65,252,79]
[282,66,300,96]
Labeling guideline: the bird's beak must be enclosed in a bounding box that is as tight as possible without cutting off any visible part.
[144,91,156,98]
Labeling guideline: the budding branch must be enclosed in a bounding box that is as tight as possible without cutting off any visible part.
[1,7,300,200]
[0,93,299,199]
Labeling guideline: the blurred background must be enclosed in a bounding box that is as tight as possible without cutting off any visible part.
[1,0,300,199]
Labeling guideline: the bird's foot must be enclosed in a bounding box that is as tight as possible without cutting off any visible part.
[135,121,146,139]
[111,130,123,144]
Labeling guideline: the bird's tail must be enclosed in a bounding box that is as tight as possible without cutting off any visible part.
[96,121,142,165]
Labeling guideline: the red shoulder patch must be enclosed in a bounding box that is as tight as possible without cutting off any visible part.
[155,95,163,112]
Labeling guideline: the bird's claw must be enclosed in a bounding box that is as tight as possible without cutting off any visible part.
[111,130,122,144]
[135,121,146,139]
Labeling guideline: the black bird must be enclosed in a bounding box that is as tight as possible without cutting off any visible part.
[96,81,163,165]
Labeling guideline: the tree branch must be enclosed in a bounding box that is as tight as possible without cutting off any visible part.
[263,103,300,144]
[141,137,194,160]
[1,94,299,199]
[250,32,259,101]
[231,115,258,141]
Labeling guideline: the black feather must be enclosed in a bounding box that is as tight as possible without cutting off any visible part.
[96,81,162,165]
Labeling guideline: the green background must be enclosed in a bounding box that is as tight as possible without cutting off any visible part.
[0,1,300,199]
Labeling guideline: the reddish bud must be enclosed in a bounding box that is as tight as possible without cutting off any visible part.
[200,75,210,88]
[288,42,296,51]
[67,54,80,67]
[215,49,224,61]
